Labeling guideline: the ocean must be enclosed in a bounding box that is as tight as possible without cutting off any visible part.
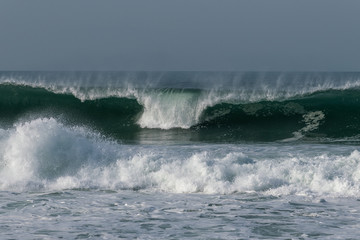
[1,71,360,239]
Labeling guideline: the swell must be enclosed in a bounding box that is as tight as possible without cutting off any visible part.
[1,83,360,142]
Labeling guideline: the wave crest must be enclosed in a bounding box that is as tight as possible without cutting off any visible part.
[0,81,360,142]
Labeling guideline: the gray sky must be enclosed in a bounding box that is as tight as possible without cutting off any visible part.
[0,0,359,71]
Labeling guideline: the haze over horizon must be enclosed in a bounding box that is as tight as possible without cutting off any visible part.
[1,0,359,71]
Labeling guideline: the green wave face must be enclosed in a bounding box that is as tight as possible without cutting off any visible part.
[0,85,143,141]
[198,89,360,142]
[1,83,360,143]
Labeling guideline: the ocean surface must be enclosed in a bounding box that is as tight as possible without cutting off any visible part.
[1,71,360,239]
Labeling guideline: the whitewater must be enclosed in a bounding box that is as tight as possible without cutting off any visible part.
[1,71,360,239]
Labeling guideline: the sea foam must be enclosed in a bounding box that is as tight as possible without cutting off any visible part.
[0,118,359,197]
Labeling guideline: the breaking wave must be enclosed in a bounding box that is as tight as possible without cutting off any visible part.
[0,81,360,142]
[0,117,359,197]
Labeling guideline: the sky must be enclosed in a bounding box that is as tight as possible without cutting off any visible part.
[0,0,359,71]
